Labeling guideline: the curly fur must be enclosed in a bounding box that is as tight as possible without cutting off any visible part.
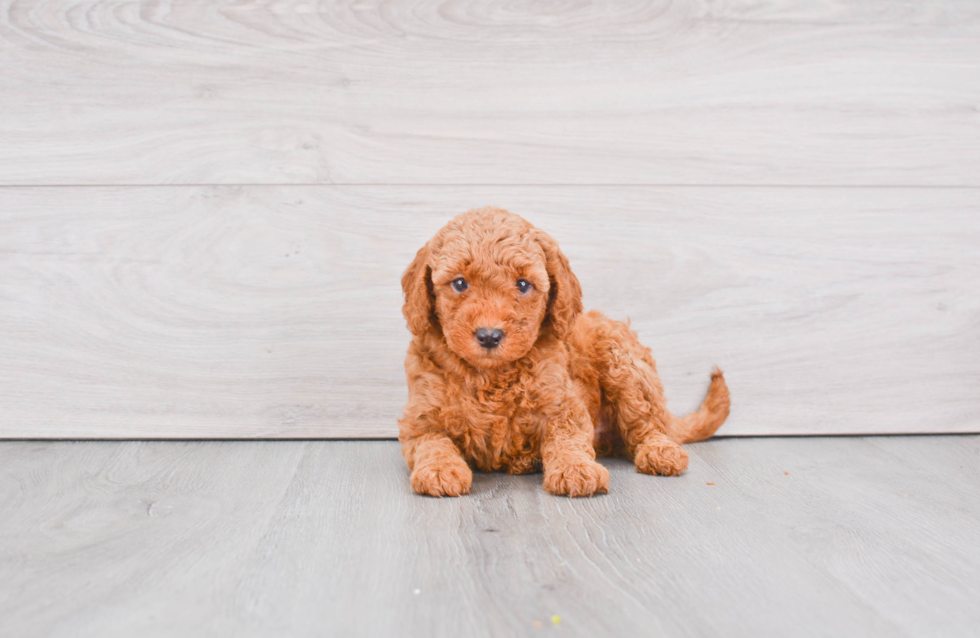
[398,207,730,497]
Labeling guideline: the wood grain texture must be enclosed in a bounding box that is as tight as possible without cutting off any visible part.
[1,438,978,637]
[1,0,979,185]
[1,186,977,438]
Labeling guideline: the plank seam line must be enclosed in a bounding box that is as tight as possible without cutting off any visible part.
[1,184,979,189]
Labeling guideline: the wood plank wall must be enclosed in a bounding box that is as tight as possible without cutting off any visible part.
[1,0,978,437]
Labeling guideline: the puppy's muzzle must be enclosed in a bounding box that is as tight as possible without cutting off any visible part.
[475,327,505,349]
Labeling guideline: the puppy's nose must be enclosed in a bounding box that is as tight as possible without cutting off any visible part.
[475,327,505,349]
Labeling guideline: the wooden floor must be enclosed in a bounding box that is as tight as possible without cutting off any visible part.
[2,437,978,637]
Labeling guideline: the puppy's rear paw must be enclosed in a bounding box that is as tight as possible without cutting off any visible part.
[634,439,689,476]
[411,458,473,497]
[543,459,610,497]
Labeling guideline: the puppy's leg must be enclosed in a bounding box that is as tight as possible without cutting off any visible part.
[590,316,689,476]
[541,402,610,497]
[402,434,472,497]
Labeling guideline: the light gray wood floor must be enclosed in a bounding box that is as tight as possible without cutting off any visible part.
[2,437,978,637]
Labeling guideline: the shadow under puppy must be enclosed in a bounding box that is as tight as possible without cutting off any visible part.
[399,207,730,497]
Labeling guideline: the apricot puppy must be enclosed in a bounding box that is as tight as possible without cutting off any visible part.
[399,208,730,497]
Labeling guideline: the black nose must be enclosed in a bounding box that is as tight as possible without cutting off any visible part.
[475,327,505,349]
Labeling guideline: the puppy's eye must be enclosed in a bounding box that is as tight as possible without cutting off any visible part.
[516,279,532,294]
[451,277,468,293]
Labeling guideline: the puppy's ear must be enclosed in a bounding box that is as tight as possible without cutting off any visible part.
[402,243,438,336]
[536,229,583,340]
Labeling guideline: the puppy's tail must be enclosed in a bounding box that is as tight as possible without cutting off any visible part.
[667,368,730,444]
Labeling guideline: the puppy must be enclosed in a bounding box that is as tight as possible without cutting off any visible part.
[399,207,730,497]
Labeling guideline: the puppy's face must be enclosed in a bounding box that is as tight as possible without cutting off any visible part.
[403,207,582,370]
[431,239,550,369]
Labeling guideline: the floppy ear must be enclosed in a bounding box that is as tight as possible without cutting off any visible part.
[535,229,583,340]
[401,243,438,336]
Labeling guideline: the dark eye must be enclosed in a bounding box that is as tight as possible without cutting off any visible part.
[451,277,468,293]
[516,279,532,294]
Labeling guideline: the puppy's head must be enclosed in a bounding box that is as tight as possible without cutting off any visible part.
[402,207,582,369]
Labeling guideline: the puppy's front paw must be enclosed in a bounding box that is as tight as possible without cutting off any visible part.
[411,458,473,497]
[634,439,689,476]
[543,458,609,497]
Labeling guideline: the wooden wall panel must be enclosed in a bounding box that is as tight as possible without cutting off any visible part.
[1,186,976,437]
[2,1,977,437]
[0,0,978,185]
